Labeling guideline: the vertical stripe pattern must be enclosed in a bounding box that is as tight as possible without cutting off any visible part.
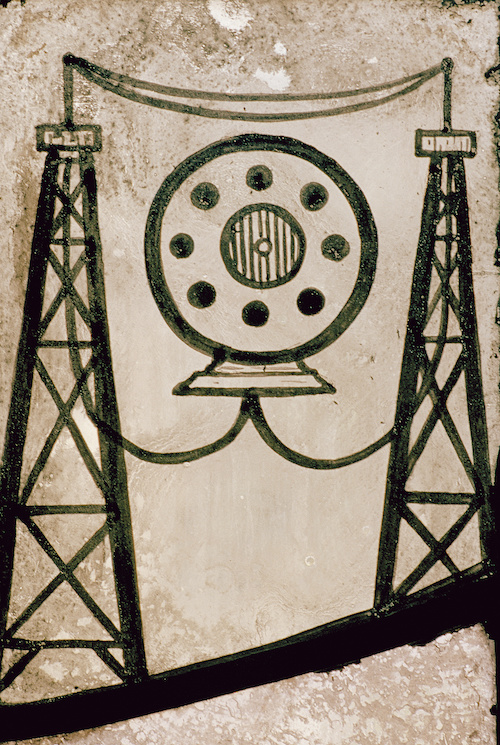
[220,203,306,289]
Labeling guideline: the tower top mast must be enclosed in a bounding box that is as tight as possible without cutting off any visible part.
[441,57,453,131]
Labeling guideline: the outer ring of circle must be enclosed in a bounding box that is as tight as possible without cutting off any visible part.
[145,133,378,366]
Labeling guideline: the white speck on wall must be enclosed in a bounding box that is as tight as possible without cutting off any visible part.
[253,67,291,91]
[40,661,66,683]
[72,405,100,458]
[367,57,378,64]
[208,0,253,32]
[77,618,93,627]
[150,4,177,30]
[274,41,287,56]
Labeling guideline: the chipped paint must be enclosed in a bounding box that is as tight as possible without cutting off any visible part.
[208,0,252,32]
[253,66,291,91]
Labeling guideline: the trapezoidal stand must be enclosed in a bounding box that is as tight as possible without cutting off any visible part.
[0,126,147,700]
[375,138,496,610]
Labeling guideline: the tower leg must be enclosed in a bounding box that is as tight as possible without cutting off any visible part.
[81,154,147,680]
[0,153,59,677]
[454,158,496,561]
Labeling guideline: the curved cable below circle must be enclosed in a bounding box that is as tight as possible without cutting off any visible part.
[83,392,393,468]
[246,395,393,469]
[84,403,250,465]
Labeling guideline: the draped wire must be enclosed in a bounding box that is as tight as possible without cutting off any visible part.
[64,54,442,122]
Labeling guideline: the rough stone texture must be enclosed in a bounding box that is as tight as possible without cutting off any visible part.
[0,0,498,741]
[4,627,497,744]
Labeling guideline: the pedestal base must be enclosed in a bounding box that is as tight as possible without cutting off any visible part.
[173,360,336,397]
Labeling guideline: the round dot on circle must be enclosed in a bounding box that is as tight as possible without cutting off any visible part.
[246,165,273,191]
[242,300,269,327]
[170,233,194,258]
[187,281,216,309]
[300,182,328,211]
[190,182,220,210]
[321,234,350,261]
[297,288,325,316]
[305,555,315,566]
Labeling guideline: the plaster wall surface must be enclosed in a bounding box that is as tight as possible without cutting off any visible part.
[0,0,498,742]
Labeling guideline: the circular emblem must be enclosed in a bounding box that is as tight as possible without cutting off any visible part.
[145,133,378,366]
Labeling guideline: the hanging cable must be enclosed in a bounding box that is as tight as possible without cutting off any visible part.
[63,54,442,122]
[84,400,250,465]
[246,395,393,469]
[79,388,394,468]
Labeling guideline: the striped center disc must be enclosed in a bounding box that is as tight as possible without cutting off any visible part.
[220,203,306,289]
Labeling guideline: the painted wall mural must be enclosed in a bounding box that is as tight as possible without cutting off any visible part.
[0,1,498,743]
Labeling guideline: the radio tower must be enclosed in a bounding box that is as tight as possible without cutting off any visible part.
[0,67,146,699]
[374,59,495,609]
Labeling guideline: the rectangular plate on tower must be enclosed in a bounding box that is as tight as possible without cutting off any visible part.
[415,129,476,157]
[36,124,102,151]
